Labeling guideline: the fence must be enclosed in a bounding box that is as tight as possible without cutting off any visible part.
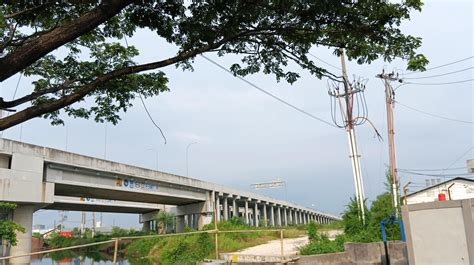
[0,228,289,264]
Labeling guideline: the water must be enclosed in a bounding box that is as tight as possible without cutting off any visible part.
[29,252,151,265]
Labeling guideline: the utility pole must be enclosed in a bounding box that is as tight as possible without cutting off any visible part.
[339,49,366,224]
[377,71,400,214]
[81,211,86,237]
[91,212,96,238]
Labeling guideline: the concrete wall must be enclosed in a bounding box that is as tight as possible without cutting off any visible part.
[402,199,474,265]
[296,242,407,265]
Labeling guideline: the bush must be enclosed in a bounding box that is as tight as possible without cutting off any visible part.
[300,231,344,255]
[307,221,318,240]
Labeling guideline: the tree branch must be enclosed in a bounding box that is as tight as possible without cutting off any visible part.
[0,0,133,82]
[0,33,240,130]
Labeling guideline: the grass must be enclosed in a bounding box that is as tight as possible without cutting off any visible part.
[126,218,308,265]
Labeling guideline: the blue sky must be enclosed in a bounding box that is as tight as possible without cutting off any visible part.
[1,1,473,229]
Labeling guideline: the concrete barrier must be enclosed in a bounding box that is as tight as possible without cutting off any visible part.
[296,241,408,265]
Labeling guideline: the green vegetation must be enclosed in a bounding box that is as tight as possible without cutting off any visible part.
[45,227,145,250]
[153,211,175,234]
[126,217,306,265]
[301,177,402,255]
[0,202,25,246]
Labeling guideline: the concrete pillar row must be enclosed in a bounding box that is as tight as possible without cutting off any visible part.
[284,208,288,226]
[263,204,267,227]
[223,195,229,221]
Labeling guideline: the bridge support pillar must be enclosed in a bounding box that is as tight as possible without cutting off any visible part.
[283,208,288,226]
[232,197,238,218]
[223,196,228,221]
[262,204,267,227]
[142,221,151,233]
[10,205,35,265]
[216,196,221,222]
[254,202,259,227]
[270,205,275,226]
[176,216,185,233]
[276,207,281,226]
[244,200,249,225]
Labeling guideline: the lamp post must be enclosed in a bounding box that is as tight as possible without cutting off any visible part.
[186,142,197,176]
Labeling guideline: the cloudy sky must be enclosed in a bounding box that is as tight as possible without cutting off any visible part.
[1,1,473,229]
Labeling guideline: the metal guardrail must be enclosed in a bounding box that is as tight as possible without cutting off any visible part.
[0,228,289,264]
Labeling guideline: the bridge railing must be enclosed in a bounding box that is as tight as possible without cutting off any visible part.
[0,228,290,264]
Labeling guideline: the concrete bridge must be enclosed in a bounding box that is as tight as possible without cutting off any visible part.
[0,139,339,264]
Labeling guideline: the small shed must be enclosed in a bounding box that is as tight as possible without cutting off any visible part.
[406,177,474,205]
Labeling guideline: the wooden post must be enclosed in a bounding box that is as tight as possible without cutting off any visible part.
[280,229,284,261]
[112,238,119,265]
[214,196,219,260]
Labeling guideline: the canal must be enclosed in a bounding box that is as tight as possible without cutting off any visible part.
[29,251,151,265]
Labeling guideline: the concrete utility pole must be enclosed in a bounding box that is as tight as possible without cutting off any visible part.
[81,211,86,236]
[377,71,400,214]
[339,49,366,224]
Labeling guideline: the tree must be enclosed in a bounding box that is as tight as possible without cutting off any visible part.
[0,202,25,246]
[154,211,175,234]
[0,1,428,130]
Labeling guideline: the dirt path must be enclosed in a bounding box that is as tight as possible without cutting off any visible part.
[228,236,309,257]
[226,229,344,257]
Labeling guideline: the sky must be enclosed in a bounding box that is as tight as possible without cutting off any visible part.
[1,1,473,229]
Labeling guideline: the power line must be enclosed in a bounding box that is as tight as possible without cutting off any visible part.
[139,94,167,144]
[404,56,473,76]
[200,54,340,129]
[402,78,474,86]
[395,100,474,125]
[399,170,474,178]
[123,35,167,144]
[442,146,473,174]
[402,67,473,80]
[307,52,341,70]
[397,166,467,172]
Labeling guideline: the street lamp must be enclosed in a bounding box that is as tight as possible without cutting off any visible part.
[186,142,197,176]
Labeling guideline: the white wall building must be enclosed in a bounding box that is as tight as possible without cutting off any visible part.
[406,177,474,205]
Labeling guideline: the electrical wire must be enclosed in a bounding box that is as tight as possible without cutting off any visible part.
[395,100,474,125]
[402,67,473,80]
[12,73,22,100]
[123,35,167,144]
[200,54,341,129]
[139,94,167,144]
[397,166,467,172]
[404,56,474,76]
[308,52,341,70]
[441,146,473,174]
[398,170,474,178]
[401,78,474,86]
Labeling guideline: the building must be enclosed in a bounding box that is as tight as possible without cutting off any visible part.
[406,177,474,205]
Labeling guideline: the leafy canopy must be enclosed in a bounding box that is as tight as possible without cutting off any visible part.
[0,1,427,129]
